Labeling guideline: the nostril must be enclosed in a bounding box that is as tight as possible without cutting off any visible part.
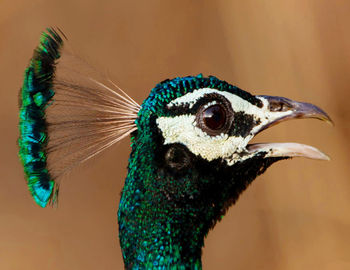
[268,100,292,112]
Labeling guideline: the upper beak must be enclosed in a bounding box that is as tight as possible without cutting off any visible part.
[246,95,333,160]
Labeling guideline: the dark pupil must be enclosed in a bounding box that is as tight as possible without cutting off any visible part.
[202,104,226,130]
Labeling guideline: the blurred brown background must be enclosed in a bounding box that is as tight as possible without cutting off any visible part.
[1,0,349,269]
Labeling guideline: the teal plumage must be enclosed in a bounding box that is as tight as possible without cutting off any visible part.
[18,28,63,207]
[118,76,281,269]
[19,28,332,269]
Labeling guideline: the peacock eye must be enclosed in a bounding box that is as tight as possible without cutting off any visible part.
[195,94,233,136]
[202,104,226,130]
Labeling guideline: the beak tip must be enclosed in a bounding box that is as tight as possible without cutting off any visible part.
[310,148,331,161]
[327,118,335,127]
[319,153,331,161]
[318,112,334,126]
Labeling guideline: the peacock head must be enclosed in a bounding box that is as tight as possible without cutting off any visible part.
[129,74,331,226]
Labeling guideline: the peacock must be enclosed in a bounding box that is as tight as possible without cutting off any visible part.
[18,28,332,269]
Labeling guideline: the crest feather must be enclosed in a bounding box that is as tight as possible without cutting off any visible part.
[18,28,139,207]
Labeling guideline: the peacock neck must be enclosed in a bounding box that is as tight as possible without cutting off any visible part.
[118,136,207,269]
[118,188,204,269]
[118,175,207,268]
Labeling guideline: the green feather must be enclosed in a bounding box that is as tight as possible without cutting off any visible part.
[18,28,63,207]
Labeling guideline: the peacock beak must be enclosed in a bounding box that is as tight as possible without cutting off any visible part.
[256,95,333,132]
[246,95,333,160]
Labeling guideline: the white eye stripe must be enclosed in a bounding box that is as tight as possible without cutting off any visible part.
[168,88,253,113]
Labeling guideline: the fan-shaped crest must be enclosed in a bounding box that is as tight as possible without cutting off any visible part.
[18,28,140,207]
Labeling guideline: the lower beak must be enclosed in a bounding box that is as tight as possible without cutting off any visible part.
[246,95,333,160]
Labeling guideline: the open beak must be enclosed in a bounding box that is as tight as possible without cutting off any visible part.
[246,95,333,160]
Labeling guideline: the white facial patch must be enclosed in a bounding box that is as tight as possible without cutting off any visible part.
[156,88,293,165]
[157,114,249,162]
